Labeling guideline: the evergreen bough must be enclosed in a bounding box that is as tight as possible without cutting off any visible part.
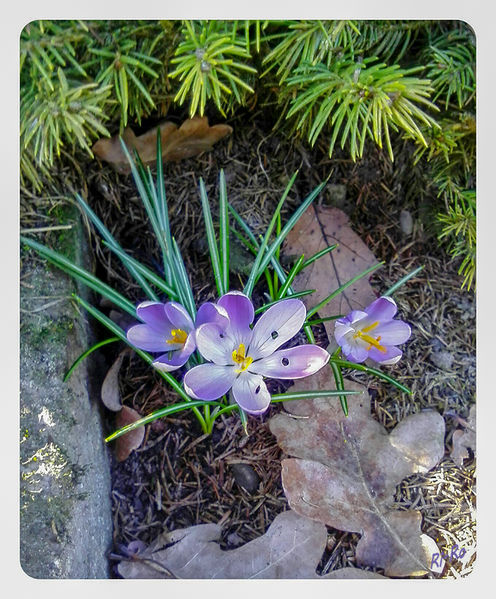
[19,19,476,290]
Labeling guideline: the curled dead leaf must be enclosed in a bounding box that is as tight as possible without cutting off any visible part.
[269,370,445,577]
[114,405,145,462]
[282,204,379,341]
[92,116,232,174]
[101,348,131,411]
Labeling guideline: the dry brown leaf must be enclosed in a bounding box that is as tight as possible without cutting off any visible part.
[269,371,445,577]
[114,406,145,462]
[92,116,232,174]
[451,404,476,466]
[101,348,131,411]
[282,204,379,340]
[92,122,177,174]
[162,116,233,163]
[117,509,383,579]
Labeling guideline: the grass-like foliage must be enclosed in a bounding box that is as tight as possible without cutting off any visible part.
[22,132,365,437]
[22,129,416,440]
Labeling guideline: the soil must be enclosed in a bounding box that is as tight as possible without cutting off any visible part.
[21,108,476,579]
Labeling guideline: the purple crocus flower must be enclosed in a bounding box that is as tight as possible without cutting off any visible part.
[126,300,225,372]
[334,296,411,365]
[183,291,330,415]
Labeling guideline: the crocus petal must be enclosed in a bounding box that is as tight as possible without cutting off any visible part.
[249,299,306,360]
[153,329,196,371]
[153,343,193,372]
[345,310,369,325]
[374,320,411,345]
[217,291,254,346]
[232,373,271,415]
[136,301,171,334]
[334,320,355,345]
[364,296,398,322]
[126,323,170,352]
[183,364,237,400]
[250,345,329,379]
[368,345,402,365]
[195,302,229,328]
[340,338,369,363]
[195,323,236,365]
[164,301,194,332]
[182,330,197,357]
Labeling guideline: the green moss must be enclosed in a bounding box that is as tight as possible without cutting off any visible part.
[22,319,72,352]
[49,203,80,264]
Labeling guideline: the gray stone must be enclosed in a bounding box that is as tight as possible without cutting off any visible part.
[399,210,414,235]
[226,531,245,547]
[430,350,455,371]
[323,184,351,212]
[230,463,260,494]
[20,211,112,578]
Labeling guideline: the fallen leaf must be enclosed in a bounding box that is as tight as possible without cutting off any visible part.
[282,204,379,341]
[114,405,145,462]
[269,371,445,577]
[101,348,131,411]
[162,116,233,163]
[117,509,384,579]
[93,122,177,174]
[92,116,232,174]
[450,404,476,466]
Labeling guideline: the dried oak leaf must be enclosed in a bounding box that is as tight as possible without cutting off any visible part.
[282,204,379,341]
[101,348,131,411]
[162,116,232,163]
[92,116,232,174]
[114,405,145,462]
[450,404,476,466]
[92,122,177,174]
[269,372,445,577]
[117,509,384,579]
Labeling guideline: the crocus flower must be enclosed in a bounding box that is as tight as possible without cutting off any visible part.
[334,296,411,365]
[183,291,330,415]
[127,300,225,372]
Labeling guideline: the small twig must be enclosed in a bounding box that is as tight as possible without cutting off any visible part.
[21,224,74,234]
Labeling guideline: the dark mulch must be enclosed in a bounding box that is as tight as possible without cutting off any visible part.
[21,108,476,578]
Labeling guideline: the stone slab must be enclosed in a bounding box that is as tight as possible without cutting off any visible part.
[20,215,113,578]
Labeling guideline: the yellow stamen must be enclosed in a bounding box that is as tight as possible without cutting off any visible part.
[166,328,188,345]
[232,343,253,373]
[353,326,386,353]
[361,320,379,333]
